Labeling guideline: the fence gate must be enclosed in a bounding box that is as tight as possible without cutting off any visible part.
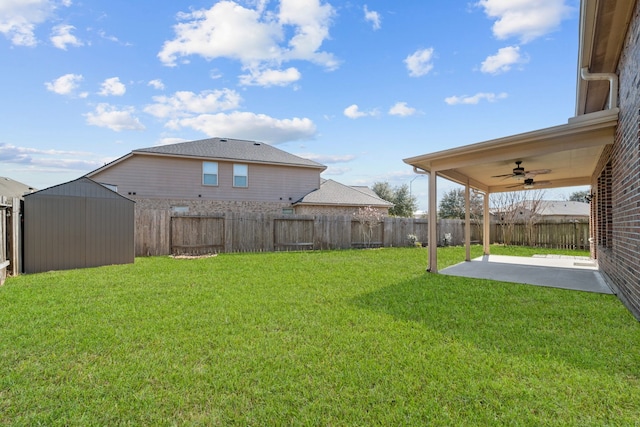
[170,216,224,255]
[274,218,314,251]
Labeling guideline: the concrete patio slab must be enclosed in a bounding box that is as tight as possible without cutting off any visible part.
[440,255,613,294]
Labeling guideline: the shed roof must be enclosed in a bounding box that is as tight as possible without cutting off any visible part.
[0,176,36,199]
[25,177,134,202]
[295,179,393,207]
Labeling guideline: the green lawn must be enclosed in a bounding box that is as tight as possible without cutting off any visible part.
[1,246,639,426]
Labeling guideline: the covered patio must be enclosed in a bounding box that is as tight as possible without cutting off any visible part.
[440,254,612,294]
[403,107,618,274]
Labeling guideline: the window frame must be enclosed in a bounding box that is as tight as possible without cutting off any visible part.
[233,163,248,188]
[202,161,218,186]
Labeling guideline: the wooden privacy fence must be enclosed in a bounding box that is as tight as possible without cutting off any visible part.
[492,222,590,250]
[134,210,590,256]
[0,197,21,284]
[135,210,430,256]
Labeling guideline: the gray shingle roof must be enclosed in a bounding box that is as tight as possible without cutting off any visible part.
[0,176,36,199]
[538,201,589,216]
[295,179,393,207]
[134,137,326,169]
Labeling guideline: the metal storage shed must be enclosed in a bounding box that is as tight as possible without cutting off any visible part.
[23,177,135,274]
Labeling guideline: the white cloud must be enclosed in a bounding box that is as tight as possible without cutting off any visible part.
[84,103,145,131]
[167,111,316,144]
[0,142,101,171]
[148,79,165,90]
[158,0,338,85]
[477,0,573,43]
[157,137,188,146]
[363,5,381,30]
[238,67,301,87]
[0,0,71,46]
[322,166,351,176]
[295,153,356,163]
[344,104,378,119]
[480,45,528,74]
[389,101,416,117]
[144,89,242,118]
[98,77,126,96]
[44,73,83,96]
[50,24,82,49]
[404,48,435,77]
[444,92,508,105]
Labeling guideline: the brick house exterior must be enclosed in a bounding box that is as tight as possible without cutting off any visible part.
[589,0,640,319]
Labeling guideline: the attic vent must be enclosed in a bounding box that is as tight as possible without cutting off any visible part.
[220,138,227,142]
[254,143,261,146]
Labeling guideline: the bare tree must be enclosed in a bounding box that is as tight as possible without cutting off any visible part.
[353,206,384,248]
[490,189,545,246]
[522,195,546,246]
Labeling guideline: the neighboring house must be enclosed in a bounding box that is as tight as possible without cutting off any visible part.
[404,0,640,319]
[493,201,590,223]
[0,176,36,199]
[293,179,393,215]
[86,137,327,215]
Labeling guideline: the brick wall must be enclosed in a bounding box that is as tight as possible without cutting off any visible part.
[133,197,292,215]
[294,205,389,216]
[594,0,640,320]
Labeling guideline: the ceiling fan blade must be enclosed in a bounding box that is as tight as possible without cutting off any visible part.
[525,169,551,176]
[491,173,514,178]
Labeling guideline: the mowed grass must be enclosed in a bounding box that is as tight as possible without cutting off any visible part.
[1,246,639,426]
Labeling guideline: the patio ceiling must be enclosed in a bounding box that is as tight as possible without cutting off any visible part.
[403,108,618,194]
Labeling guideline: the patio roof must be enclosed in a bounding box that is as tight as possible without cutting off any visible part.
[403,108,618,195]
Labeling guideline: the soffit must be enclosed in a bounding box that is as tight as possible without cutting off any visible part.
[577,0,636,114]
[403,109,618,194]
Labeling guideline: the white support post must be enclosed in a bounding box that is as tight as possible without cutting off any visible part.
[483,191,490,255]
[428,171,438,272]
[465,182,471,261]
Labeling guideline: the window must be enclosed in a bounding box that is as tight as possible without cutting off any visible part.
[282,208,294,215]
[203,162,218,186]
[171,206,189,214]
[233,164,248,187]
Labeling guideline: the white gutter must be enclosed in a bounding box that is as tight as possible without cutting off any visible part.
[580,67,618,109]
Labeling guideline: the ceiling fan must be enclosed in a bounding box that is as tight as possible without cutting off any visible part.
[507,178,551,189]
[492,161,551,180]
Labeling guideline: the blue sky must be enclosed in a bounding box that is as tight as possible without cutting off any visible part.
[0,0,584,209]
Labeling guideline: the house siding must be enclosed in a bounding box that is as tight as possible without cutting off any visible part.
[594,0,640,319]
[90,154,322,204]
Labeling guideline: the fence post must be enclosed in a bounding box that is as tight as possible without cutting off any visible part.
[383,217,393,247]
[9,198,21,275]
[224,212,233,253]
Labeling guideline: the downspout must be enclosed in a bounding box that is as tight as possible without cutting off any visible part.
[412,166,429,176]
[580,67,618,109]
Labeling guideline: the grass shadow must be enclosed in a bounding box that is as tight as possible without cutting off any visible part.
[352,272,640,376]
